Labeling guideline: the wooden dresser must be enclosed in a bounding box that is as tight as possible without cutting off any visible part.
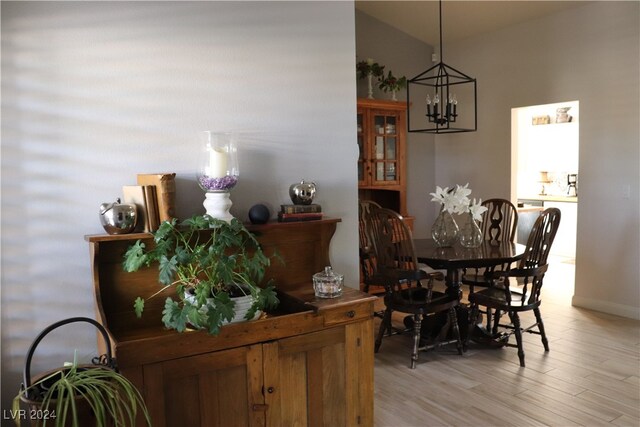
[86,218,375,427]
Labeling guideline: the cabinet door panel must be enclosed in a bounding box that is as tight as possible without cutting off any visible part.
[143,345,264,427]
[367,111,400,186]
[345,319,374,427]
[278,351,309,426]
[264,327,347,427]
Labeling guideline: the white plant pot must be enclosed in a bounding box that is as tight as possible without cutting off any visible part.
[184,288,262,328]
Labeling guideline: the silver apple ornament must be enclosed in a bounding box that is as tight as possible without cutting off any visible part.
[289,180,317,205]
[99,198,137,234]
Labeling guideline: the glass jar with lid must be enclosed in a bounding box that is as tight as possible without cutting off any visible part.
[313,266,343,298]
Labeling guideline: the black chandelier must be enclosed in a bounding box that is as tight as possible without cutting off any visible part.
[407,0,477,134]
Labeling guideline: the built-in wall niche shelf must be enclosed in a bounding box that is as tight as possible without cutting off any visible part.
[531,120,578,127]
[531,106,578,126]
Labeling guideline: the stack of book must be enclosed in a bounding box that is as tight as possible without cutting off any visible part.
[278,204,323,222]
[122,173,177,232]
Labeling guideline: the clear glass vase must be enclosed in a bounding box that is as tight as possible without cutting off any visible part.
[431,207,459,247]
[459,212,483,248]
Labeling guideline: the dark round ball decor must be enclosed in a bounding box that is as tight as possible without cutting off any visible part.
[248,204,270,224]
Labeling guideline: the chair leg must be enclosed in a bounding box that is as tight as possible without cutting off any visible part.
[510,311,525,367]
[465,303,479,351]
[375,308,391,353]
[485,307,493,332]
[534,307,550,351]
[449,307,463,355]
[492,309,502,335]
[411,314,422,369]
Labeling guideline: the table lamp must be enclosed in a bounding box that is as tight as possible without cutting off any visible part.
[538,171,551,196]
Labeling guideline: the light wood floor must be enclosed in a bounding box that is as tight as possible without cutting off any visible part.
[372,257,640,427]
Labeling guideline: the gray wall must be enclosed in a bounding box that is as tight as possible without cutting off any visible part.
[358,1,639,320]
[1,1,358,413]
[438,1,640,318]
[355,10,437,237]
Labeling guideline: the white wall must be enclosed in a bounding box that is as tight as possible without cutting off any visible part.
[437,2,640,318]
[0,1,358,412]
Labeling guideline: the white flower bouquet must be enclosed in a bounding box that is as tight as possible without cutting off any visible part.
[430,184,487,220]
[430,184,488,247]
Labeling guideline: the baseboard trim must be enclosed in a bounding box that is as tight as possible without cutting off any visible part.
[571,295,640,320]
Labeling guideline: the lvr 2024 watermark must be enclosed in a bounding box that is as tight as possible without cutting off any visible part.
[3,409,57,421]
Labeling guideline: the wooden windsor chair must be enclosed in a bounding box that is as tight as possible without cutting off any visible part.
[461,198,519,331]
[465,207,561,367]
[358,200,382,294]
[368,207,462,369]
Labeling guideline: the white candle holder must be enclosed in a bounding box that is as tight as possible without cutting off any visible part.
[203,192,234,222]
[197,132,239,222]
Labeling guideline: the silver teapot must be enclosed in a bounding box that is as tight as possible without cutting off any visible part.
[99,198,137,234]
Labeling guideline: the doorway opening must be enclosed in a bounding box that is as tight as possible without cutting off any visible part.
[511,101,579,301]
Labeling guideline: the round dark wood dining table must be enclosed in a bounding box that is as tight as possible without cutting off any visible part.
[412,238,526,297]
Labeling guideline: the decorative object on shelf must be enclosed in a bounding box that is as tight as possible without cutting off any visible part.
[123,185,160,232]
[289,179,317,205]
[357,58,385,99]
[277,212,323,223]
[122,215,279,335]
[458,199,487,248]
[313,266,343,298]
[248,203,271,224]
[532,115,551,125]
[378,70,407,101]
[280,203,321,214]
[278,202,322,222]
[137,173,177,223]
[14,317,151,427]
[538,171,551,195]
[407,0,477,133]
[567,173,578,197]
[99,198,137,234]
[556,106,572,123]
[197,131,239,222]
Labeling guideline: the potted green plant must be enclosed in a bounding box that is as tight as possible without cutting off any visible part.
[13,317,151,427]
[123,215,279,335]
[378,70,407,101]
[356,58,385,99]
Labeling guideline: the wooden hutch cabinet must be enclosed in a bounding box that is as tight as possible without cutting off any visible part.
[357,98,413,229]
[86,219,375,427]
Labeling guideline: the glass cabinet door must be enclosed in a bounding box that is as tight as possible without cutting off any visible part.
[372,113,398,184]
[357,112,366,184]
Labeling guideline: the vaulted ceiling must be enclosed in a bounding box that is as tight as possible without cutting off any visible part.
[355,1,589,46]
